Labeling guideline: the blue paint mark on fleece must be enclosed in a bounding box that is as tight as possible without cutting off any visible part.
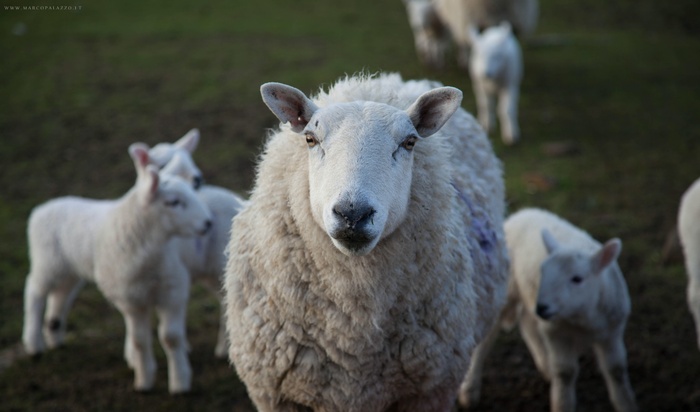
[451,182,498,270]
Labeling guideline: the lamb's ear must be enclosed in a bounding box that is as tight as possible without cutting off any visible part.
[468,25,480,45]
[591,238,622,274]
[541,229,559,255]
[406,87,463,137]
[260,82,319,133]
[129,142,151,176]
[138,165,160,202]
[500,21,512,33]
[175,128,199,153]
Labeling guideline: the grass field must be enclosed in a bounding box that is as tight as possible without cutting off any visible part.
[1,0,700,411]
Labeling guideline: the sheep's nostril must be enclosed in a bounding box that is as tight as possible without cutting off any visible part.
[536,303,549,319]
[203,219,212,233]
[333,202,375,229]
[193,176,203,190]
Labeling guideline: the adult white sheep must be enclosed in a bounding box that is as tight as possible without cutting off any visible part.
[224,73,508,411]
[22,144,213,393]
[147,128,249,358]
[402,0,450,69]
[678,176,700,350]
[432,0,538,68]
[459,208,637,412]
[469,21,522,145]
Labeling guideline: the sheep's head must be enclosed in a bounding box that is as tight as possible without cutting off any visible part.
[536,229,622,321]
[129,142,212,238]
[469,22,514,80]
[261,82,462,256]
[148,128,204,190]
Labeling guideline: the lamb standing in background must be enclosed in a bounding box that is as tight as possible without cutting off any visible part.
[459,208,637,412]
[402,0,449,69]
[224,73,508,411]
[22,144,213,393]
[147,129,249,358]
[678,176,700,350]
[432,0,538,68]
[469,22,522,145]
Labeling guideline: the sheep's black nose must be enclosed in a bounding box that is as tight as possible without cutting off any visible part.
[202,219,213,234]
[536,303,551,319]
[193,175,204,190]
[332,202,375,230]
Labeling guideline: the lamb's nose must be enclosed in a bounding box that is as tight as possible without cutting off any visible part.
[193,175,204,190]
[202,219,213,233]
[332,202,375,230]
[536,303,550,319]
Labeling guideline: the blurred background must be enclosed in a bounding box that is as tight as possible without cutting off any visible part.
[1,0,699,410]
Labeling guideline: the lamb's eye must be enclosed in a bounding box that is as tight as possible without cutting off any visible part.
[305,133,318,148]
[571,275,583,284]
[401,135,417,151]
[165,198,181,208]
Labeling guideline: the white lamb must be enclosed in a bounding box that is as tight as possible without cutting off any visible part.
[402,0,450,69]
[678,176,700,350]
[468,21,523,145]
[459,208,637,412]
[147,129,249,358]
[432,0,538,68]
[22,144,213,393]
[224,73,509,411]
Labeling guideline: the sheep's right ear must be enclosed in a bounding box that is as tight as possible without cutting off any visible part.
[541,229,559,254]
[138,165,160,202]
[175,128,200,153]
[129,142,151,176]
[592,238,622,274]
[260,82,319,133]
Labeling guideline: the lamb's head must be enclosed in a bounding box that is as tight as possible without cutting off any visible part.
[129,143,212,237]
[469,22,513,80]
[536,229,622,321]
[148,128,204,190]
[261,82,462,256]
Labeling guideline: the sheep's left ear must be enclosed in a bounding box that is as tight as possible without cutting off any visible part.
[175,128,200,153]
[591,238,622,274]
[406,87,463,137]
[261,82,319,133]
[541,229,559,255]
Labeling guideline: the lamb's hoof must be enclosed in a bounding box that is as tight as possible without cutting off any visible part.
[502,134,520,146]
[457,386,480,409]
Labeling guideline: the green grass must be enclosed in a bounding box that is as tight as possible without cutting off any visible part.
[1,0,700,410]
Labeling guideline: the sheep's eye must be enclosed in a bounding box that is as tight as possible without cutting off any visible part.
[305,133,318,148]
[401,135,418,151]
[165,198,181,208]
[571,275,583,284]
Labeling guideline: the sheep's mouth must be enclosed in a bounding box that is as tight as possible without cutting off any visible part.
[330,230,377,256]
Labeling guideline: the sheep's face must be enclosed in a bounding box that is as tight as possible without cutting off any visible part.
[302,102,419,256]
[470,23,513,81]
[129,143,212,238]
[154,174,213,237]
[149,129,204,190]
[260,81,463,257]
[537,249,599,322]
[535,230,622,322]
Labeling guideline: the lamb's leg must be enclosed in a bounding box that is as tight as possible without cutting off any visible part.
[593,336,638,412]
[687,261,700,350]
[156,303,192,394]
[121,307,156,391]
[214,293,228,358]
[547,346,579,412]
[22,273,48,355]
[472,79,493,134]
[497,86,520,145]
[44,277,85,349]
[458,317,502,408]
[518,311,550,380]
